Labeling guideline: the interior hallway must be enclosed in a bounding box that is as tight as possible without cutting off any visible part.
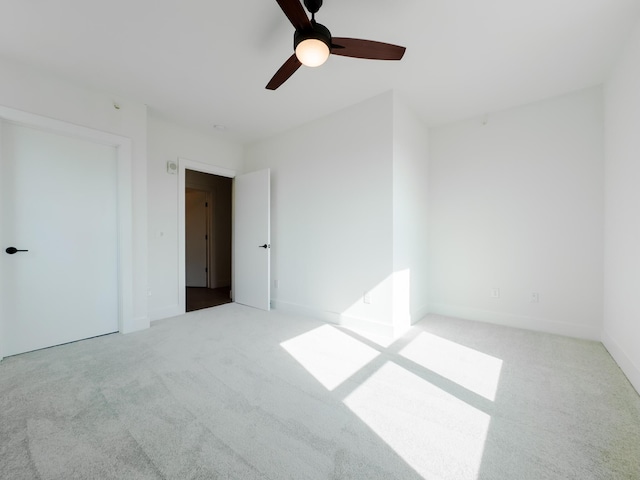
[186,286,232,312]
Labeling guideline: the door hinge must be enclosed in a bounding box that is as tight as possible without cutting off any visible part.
[205,235,208,240]
[205,202,208,207]
[205,267,208,273]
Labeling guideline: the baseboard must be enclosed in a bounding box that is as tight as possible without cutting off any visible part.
[149,305,182,322]
[271,300,341,324]
[411,304,430,325]
[601,330,640,395]
[121,316,150,334]
[272,301,602,343]
[272,300,397,338]
[428,303,601,341]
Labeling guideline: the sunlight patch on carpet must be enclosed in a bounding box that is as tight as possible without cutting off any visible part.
[344,361,491,480]
[400,332,503,401]
[280,324,380,391]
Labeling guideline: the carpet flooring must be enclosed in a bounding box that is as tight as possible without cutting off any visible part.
[1,304,639,479]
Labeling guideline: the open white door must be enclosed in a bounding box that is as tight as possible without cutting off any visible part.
[234,169,270,310]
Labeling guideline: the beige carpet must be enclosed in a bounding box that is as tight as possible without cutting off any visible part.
[1,304,639,479]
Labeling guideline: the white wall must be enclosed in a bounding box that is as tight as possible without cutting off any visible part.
[244,92,396,335]
[0,57,149,332]
[603,21,640,393]
[392,95,430,331]
[147,115,243,320]
[428,87,604,340]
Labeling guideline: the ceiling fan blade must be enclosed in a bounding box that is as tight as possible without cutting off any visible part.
[275,0,312,32]
[331,38,406,60]
[266,54,302,90]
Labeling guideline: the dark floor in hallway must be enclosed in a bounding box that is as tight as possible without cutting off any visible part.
[186,286,232,312]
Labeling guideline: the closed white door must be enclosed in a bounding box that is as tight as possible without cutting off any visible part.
[233,169,270,310]
[185,188,208,287]
[0,121,119,357]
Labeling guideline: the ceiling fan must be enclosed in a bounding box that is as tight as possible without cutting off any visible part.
[267,0,406,90]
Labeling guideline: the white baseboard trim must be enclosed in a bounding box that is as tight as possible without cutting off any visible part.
[149,305,183,323]
[121,316,150,334]
[272,300,341,324]
[428,303,601,341]
[411,304,430,325]
[272,300,397,338]
[601,330,640,395]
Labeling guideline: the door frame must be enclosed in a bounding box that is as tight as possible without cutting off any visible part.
[0,105,134,359]
[184,186,212,288]
[177,157,235,314]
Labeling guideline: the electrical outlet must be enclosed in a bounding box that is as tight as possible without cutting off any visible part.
[363,292,372,304]
[274,279,280,289]
[491,288,500,298]
[531,292,539,303]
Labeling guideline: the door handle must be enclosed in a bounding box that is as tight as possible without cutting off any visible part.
[5,247,29,254]
[258,244,270,249]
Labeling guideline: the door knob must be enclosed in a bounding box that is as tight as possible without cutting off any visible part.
[5,247,28,254]
[258,244,270,249]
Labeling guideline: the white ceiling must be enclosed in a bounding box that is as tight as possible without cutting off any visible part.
[1,0,639,144]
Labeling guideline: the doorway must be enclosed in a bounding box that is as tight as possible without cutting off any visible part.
[184,169,232,312]
[177,158,271,314]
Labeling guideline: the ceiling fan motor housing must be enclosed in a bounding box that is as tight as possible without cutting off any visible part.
[294,21,332,51]
[303,0,323,14]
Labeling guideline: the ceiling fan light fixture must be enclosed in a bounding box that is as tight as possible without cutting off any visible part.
[267,0,406,90]
[294,22,332,67]
[295,38,330,67]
